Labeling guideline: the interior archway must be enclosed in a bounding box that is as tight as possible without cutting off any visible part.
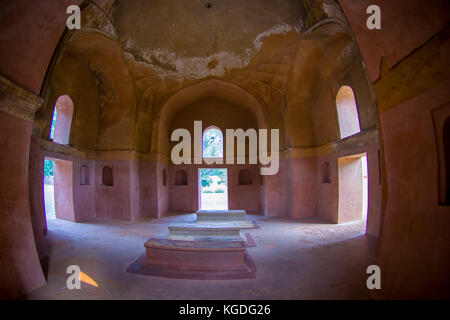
[156,79,267,156]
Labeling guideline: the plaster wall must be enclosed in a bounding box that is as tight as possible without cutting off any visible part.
[0,110,45,298]
[337,0,450,298]
[338,156,363,223]
[157,162,170,218]
[337,0,450,82]
[95,160,137,221]
[139,161,159,218]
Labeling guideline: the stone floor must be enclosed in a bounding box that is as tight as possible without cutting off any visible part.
[27,213,378,300]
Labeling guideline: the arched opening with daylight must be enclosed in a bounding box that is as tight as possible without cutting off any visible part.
[336,86,361,139]
[202,126,223,158]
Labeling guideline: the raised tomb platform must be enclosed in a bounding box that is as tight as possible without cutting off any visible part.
[196,210,255,229]
[167,223,244,241]
[127,210,257,279]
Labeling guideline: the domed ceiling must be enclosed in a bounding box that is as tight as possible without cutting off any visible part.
[113,0,306,79]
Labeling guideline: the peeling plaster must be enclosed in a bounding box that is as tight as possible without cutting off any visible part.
[123,24,298,81]
[254,23,293,51]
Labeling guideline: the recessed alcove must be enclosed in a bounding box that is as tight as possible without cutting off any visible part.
[336,86,361,139]
[238,169,252,185]
[6,0,446,301]
[102,167,113,186]
[175,170,188,185]
[321,162,331,184]
[80,165,90,186]
[50,95,73,145]
[162,169,168,186]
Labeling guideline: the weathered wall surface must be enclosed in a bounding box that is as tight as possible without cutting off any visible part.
[73,158,96,221]
[167,164,261,214]
[337,0,450,82]
[138,161,159,218]
[42,51,101,150]
[337,0,450,298]
[54,160,75,221]
[0,76,45,298]
[0,0,83,93]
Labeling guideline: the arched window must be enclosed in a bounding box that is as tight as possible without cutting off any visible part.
[336,86,360,139]
[80,165,90,186]
[238,169,252,185]
[175,170,188,185]
[202,127,223,158]
[50,95,74,145]
[321,162,331,183]
[102,167,113,186]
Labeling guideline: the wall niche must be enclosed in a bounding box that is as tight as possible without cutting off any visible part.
[80,165,90,185]
[102,167,113,186]
[175,170,188,185]
[321,162,331,184]
[239,169,252,185]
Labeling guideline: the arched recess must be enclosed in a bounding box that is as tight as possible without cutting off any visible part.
[50,95,73,145]
[336,85,361,139]
[154,79,267,157]
[239,169,253,185]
